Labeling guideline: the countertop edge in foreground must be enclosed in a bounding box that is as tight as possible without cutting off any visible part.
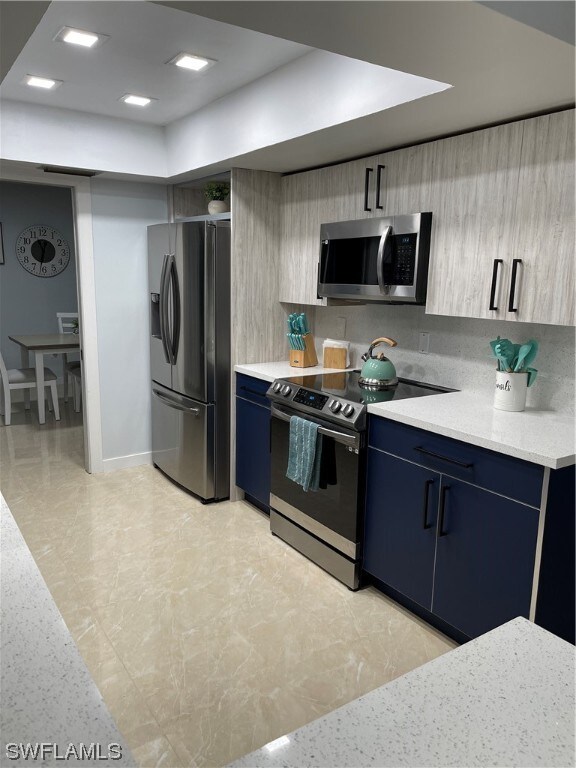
[228,617,575,768]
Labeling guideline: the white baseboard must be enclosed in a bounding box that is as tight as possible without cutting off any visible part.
[96,451,153,473]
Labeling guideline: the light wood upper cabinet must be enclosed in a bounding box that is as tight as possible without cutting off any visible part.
[278,109,574,323]
[426,110,574,325]
[378,142,437,216]
[425,121,524,320]
[509,110,575,326]
[279,155,380,305]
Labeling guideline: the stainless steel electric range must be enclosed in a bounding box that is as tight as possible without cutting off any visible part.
[267,370,454,589]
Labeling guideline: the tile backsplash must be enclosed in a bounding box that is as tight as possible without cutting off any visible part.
[312,304,575,412]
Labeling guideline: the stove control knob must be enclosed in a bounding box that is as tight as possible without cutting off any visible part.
[281,385,292,397]
[329,399,342,413]
[342,404,355,418]
[272,382,283,393]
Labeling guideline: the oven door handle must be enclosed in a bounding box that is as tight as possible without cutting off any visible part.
[271,406,360,449]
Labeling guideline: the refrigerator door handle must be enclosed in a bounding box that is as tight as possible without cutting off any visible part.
[168,255,181,365]
[152,388,200,414]
[159,254,172,364]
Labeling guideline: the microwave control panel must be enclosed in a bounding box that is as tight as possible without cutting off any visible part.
[389,233,417,285]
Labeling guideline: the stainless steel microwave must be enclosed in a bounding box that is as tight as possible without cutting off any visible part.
[317,212,432,304]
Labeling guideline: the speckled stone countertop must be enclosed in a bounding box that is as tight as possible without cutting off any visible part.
[235,364,575,469]
[0,495,135,767]
[235,361,354,383]
[229,617,575,768]
[367,390,574,469]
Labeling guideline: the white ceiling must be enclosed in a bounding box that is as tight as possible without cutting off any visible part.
[0,1,312,125]
[0,1,574,181]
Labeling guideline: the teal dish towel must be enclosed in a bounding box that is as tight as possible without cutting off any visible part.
[286,416,323,492]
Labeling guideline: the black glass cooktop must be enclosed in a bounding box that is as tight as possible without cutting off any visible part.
[285,370,455,406]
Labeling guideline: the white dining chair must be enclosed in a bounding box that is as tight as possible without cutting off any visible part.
[67,362,82,413]
[0,352,60,426]
[56,311,80,403]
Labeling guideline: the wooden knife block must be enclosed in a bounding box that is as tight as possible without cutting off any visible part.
[289,333,318,368]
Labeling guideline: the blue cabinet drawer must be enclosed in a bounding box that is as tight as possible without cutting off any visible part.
[368,416,544,508]
[235,374,271,408]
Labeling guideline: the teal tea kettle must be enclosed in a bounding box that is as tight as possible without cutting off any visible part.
[359,337,398,389]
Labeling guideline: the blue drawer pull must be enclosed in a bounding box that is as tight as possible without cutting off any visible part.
[240,386,267,398]
[415,446,473,469]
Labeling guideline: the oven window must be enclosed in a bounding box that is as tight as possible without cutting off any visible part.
[320,237,380,286]
[270,417,361,543]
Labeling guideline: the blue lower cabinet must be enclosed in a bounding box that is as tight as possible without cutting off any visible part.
[432,478,539,639]
[364,449,439,609]
[235,394,270,509]
[364,440,541,640]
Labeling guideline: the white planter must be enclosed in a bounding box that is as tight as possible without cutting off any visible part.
[207,200,228,215]
[494,371,528,412]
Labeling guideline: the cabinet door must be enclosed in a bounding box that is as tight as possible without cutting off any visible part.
[235,396,270,508]
[509,110,575,325]
[425,121,523,320]
[432,478,539,639]
[379,142,437,216]
[279,156,379,305]
[363,449,439,609]
[279,168,322,305]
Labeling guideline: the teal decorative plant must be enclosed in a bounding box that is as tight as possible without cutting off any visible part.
[204,181,230,201]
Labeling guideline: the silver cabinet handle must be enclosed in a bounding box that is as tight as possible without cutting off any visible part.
[271,406,359,449]
[153,389,199,414]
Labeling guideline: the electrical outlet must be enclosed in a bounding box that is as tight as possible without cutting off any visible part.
[334,316,347,338]
[419,332,430,354]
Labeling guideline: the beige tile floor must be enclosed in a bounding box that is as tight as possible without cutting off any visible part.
[0,402,456,767]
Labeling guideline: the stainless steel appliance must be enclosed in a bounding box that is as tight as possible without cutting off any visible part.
[148,221,230,502]
[318,212,432,304]
[267,371,453,588]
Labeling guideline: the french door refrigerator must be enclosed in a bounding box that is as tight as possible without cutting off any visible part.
[148,220,230,502]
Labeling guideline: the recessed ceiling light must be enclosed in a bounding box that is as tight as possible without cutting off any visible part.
[168,53,216,72]
[25,75,62,90]
[54,26,108,48]
[121,94,154,107]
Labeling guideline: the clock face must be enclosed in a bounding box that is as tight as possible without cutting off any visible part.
[16,225,71,278]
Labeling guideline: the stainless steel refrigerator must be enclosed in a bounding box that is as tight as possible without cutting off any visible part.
[148,220,230,502]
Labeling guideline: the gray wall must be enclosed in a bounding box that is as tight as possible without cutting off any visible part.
[0,180,77,376]
[90,178,167,465]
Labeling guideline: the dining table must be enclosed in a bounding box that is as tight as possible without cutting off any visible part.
[8,334,80,425]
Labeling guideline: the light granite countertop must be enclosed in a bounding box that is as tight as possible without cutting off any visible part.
[234,363,575,469]
[229,617,575,768]
[235,361,354,383]
[0,495,135,767]
[367,389,575,469]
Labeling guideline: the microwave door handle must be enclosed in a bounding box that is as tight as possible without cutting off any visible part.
[376,225,393,294]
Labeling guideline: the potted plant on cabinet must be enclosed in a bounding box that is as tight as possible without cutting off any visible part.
[204,181,230,215]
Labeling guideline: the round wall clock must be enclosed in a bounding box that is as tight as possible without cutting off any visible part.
[15,225,71,278]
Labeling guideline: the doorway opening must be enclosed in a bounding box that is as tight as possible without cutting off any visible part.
[0,166,102,475]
